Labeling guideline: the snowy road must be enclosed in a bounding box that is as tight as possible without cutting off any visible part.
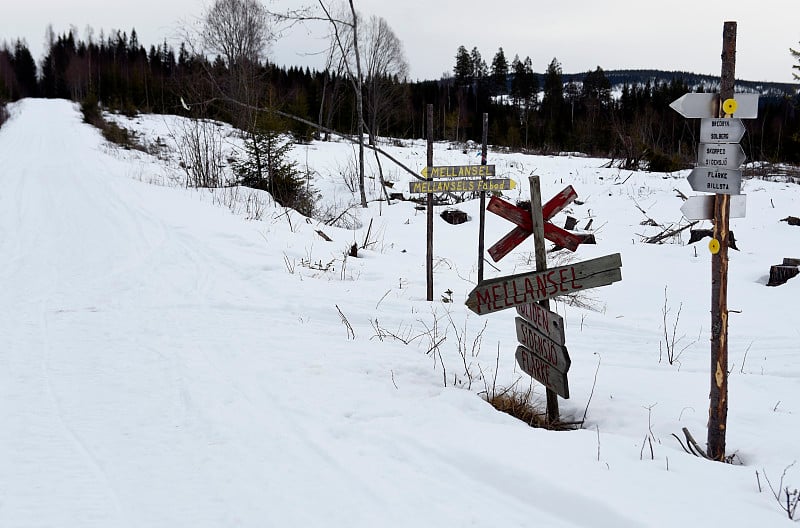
[0,99,793,527]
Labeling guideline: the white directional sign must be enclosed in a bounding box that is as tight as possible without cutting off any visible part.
[696,143,746,168]
[700,118,746,143]
[669,93,759,119]
[688,168,742,194]
[680,194,747,220]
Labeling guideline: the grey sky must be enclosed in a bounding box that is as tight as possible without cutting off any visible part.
[3,0,798,84]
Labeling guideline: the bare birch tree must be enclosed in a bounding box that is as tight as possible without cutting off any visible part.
[201,0,273,129]
[362,15,408,146]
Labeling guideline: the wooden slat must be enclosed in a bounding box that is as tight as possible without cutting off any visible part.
[487,196,532,230]
[542,186,578,220]
[515,317,571,372]
[515,346,570,399]
[515,303,566,346]
[487,226,531,262]
[544,222,582,252]
[465,254,622,315]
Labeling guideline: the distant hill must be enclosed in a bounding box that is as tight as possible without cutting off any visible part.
[554,69,797,97]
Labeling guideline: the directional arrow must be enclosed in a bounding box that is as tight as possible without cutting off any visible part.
[696,143,746,169]
[680,194,747,220]
[408,178,515,193]
[465,253,622,315]
[515,346,569,399]
[687,168,742,195]
[421,164,495,178]
[515,317,571,373]
[669,93,759,119]
[700,118,746,143]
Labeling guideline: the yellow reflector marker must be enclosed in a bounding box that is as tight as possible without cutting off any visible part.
[722,98,738,115]
[709,238,721,254]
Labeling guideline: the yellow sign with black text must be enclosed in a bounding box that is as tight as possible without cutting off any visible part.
[409,178,515,194]
[421,164,496,178]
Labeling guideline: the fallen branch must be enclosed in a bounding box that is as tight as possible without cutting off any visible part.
[644,221,698,244]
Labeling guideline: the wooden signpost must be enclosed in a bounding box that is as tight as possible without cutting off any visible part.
[467,176,623,421]
[669,21,757,461]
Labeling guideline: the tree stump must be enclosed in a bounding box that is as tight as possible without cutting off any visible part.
[564,216,578,231]
[780,216,800,226]
[440,209,469,225]
[767,265,799,287]
[688,229,739,250]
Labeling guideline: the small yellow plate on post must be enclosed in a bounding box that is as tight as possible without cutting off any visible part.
[722,98,738,115]
[709,238,721,254]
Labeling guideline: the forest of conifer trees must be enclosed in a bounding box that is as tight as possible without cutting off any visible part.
[1,27,799,167]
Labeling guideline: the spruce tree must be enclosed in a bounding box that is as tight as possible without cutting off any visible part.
[490,47,508,95]
[454,46,472,87]
[233,122,315,217]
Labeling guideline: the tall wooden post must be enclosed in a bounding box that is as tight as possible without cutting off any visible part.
[426,104,434,302]
[529,176,559,422]
[708,21,736,461]
[478,113,488,282]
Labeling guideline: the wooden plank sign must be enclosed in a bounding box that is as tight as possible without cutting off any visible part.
[515,346,570,399]
[465,253,622,315]
[516,302,565,345]
[515,317,571,372]
[421,164,496,178]
[409,178,515,194]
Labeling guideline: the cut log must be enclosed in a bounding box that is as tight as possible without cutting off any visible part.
[783,258,800,267]
[564,216,578,231]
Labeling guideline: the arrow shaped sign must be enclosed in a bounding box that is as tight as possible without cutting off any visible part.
[696,143,746,169]
[687,168,742,195]
[670,93,759,119]
[465,253,622,315]
[680,194,747,220]
[700,118,746,143]
[421,164,496,178]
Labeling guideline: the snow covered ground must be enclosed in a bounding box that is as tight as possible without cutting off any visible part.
[1,98,799,527]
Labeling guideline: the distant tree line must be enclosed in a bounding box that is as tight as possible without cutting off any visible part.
[2,31,799,166]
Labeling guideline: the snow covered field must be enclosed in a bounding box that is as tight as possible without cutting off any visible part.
[1,98,799,527]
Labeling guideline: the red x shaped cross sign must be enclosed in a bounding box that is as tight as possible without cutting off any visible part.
[487,186,582,262]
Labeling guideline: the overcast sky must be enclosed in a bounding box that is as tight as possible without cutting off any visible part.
[3,0,798,84]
